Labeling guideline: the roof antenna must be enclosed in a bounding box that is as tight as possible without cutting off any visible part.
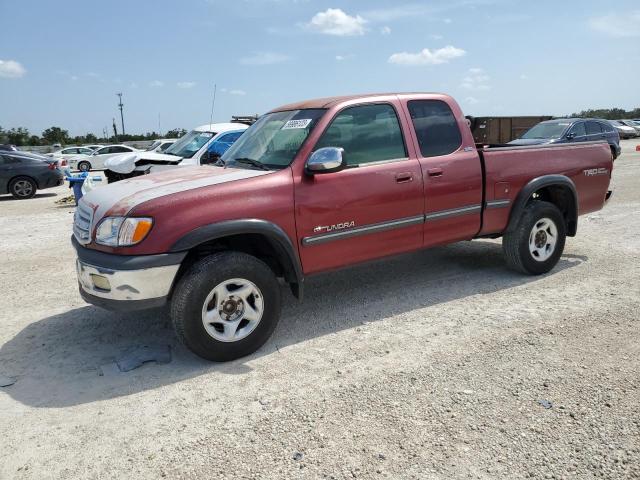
[209,83,217,126]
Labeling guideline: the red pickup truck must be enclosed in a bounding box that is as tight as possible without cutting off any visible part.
[73,93,613,361]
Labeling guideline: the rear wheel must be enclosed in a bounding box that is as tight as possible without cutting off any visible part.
[171,251,281,361]
[9,176,37,199]
[503,201,566,275]
[77,161,91,172]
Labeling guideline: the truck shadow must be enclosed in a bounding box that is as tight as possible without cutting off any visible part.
[0,240,586,408]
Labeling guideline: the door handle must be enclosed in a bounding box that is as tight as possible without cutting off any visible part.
[427,168,443,177]
[395,172,413,183]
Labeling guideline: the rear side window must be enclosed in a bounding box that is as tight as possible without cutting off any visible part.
[601,122,614,133]
[586,122,603,135]
[315,104,407,166]
[218,132,243,143]
[408,100,462,157]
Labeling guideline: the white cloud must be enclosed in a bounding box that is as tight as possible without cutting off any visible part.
[149,80,164,87]
[443,18,452,24]
[307,8,367,36]
[0,59,26,78]
[519,74,528,80]
[335,54,355,61]
[461,68,491,90]
[229,89,246,96]
[430,34,443,40]
[129,82,139,88]
[70,75,79,81]
[388,45,466,66]
[465,96,480,105]
[177,81,196,89]
[239,52,290,65]
[381,26,391,35]
[589,11,640,37]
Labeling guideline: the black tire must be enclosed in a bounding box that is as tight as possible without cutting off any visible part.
[77,161,91,172]
[9,176,37,199]
[502,201,566,275]
[171,251,281,362]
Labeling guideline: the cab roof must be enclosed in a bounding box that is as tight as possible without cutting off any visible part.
[269,92,446,112]
[194,122,249,133]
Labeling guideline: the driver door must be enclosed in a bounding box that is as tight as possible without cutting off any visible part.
[294,102,424,274]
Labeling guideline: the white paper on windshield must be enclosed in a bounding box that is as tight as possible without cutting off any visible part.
[282,119,312,130]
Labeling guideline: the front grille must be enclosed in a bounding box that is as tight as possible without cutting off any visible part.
[73,201,94,244]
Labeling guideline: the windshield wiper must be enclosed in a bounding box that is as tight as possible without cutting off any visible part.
[232,157,271,171]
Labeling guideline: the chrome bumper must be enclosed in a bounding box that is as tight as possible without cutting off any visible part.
[76,259,180,302]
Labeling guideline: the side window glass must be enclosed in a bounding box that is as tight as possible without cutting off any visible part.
[160,143,172,151]
[315,104,406,166]
[569,123,586,137]
[408,100,462,157]
[586,122,602,135]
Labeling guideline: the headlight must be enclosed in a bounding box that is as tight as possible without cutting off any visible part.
[95,217,153,246]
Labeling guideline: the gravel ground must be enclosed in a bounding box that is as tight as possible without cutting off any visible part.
[0,141,638,480]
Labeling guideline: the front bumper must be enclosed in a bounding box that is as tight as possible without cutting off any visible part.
[72,236,186,311]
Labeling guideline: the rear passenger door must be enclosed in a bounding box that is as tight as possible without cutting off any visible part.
[294,102,425,274]
[404,99,483,247]
[586,121,605,142]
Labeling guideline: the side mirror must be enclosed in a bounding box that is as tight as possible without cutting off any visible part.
[566,132,576,140]
[305,147,346,175]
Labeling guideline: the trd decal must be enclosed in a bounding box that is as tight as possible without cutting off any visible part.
[583,168,609,177]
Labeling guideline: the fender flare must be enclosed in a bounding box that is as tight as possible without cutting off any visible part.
[170,219,304,300]
[506,175,578,237]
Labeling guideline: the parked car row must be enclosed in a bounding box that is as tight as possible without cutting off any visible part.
[104,125,247,182]
[611,120,640,138]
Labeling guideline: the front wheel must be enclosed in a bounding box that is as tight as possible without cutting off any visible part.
[503,201,566,275]
[171,251,282,361]
[77,161,91,172]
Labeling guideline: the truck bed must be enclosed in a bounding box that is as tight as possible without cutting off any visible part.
[477,140,613,236]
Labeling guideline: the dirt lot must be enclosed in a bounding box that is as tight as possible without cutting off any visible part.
[1,141,638,480]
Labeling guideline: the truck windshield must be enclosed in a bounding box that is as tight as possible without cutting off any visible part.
[221,109,326,170]
[164,130,216,158]
[521,123,570,140]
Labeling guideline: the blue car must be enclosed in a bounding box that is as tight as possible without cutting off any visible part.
[509,118,621,159]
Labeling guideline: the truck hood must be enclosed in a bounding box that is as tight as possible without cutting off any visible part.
[80,166,272,225]
[104,151,181,173]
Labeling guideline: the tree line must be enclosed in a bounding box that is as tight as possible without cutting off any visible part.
[569,107,640,120]
[0,126,188,147]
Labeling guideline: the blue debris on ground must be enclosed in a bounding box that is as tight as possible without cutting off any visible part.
[537,399,553,409]
[116,345,172,372]
[0,376,16,387]
[98,345,172,376]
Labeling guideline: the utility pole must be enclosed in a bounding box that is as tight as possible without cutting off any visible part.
[158,113,161,136]
[116,92,125,135]
[209,84,217,126]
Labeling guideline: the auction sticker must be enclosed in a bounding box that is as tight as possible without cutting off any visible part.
[282,119,312,130]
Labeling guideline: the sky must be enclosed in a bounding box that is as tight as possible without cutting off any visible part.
[1,0,639,137]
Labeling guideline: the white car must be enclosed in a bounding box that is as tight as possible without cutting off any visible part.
[48,146,95,161]
[104,123,247,182]
[145,138,177,153]
[68,144,140,171]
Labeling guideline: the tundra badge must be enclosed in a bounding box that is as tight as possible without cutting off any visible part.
[314,221,355,233]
